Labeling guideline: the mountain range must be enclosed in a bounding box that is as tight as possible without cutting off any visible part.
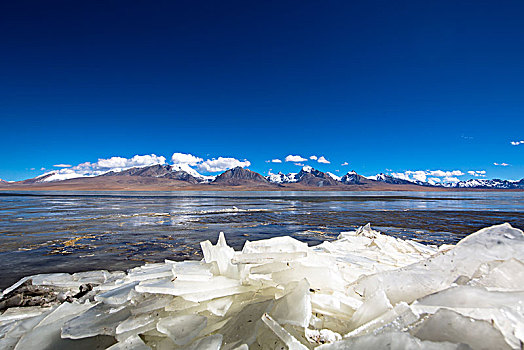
[0,164,522,191]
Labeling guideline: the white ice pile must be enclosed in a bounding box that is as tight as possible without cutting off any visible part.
[1,223,524,349]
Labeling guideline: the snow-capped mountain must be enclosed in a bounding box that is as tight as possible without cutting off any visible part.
[368,172,524,189]
[265,171,298,183]
[266,166,340,187]
[102,164,215,183]
[25,164,215,184]
[340,170,367,184]
[326,172,342,181]
[438,178,524,189]
[367,173,423,185]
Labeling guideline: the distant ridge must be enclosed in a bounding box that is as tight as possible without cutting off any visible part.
[1,164,522,191]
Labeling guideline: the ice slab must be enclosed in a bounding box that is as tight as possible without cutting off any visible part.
[156,314,207,345]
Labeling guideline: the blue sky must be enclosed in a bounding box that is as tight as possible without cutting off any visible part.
[0,0,523,182]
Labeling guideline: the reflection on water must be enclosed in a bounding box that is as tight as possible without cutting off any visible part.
[0,191,522,289]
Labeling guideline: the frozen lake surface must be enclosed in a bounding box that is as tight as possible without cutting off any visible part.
[0,191,522,289]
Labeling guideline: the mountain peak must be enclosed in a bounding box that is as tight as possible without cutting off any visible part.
[213,167,269,185]
[340,170,366,184]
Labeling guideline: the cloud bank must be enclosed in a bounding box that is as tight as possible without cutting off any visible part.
[196,157,251,173]
[38,152,251,182]
[510,140,523,146]
[171,153,203,165]
[389,169,483,185]
[285,155,307,162]
[41,154,167,181]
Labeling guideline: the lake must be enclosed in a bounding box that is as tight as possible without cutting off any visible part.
[0,190,522,289]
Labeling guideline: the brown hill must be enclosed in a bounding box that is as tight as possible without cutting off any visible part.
[212,167,276,187]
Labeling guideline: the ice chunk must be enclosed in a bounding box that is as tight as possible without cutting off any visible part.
[200,232,238,278]
[0,306,52,323]
[345,302,419,338]
[261,313,308,350]
[231,252,307,265]
[242,236,309,254]
[95,281,139,305]
[106,335,150,350]
[414,308,511,350]
[127,264,174,282]
[270,279,311,327]
[352,223,524,304]
[31,273,76,288]
[61,303,131,339]
[0,312,50,349]
[72,270,111,285]
[310,292,359,320]
[317,330,466,349]
[156,314,207,345]
[350,289,392,328]
[171,261,215,281]
[469,258,524,291]
[186,334,223,350]
[272,263,346,291]
[207,296,234,317]
[220,299,273,349]
[413,285,524,310]
[115,313,157,335]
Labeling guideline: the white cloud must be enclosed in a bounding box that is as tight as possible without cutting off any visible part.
[171,153,203,165]
[427,170,464,177]
[317,156,330,164]
[271,159,282,163]
[341,162,349,166]
[411,171,427,183]
[39,154,167,182]
[510,140,523,146]
[196,157,251,173]
[285,155,307,162]
[390,169,468,184]
[391,172,411,181]
[98,154,166,169]
[40,167,46,171]
[309,155,318,160]
[444,176,460,183]
[53,164,71,168]
[494,162,510,166]
[467,170,486,177]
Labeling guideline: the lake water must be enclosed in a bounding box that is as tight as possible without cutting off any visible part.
[0,191,522,289]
